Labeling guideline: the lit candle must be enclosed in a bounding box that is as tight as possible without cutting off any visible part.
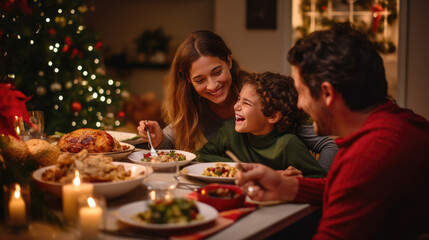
[62,170,93,223]
[8,184,26,226]
[79,197,102,240]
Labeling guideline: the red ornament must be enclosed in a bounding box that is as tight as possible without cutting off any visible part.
[65,36,72,46]
[371,4,384,34]
[321,5,326,11]
[62,44,69,52]
[48,28,56,35]
[71,102,82,112]
[95,41,103,49]
[117,111,125,118]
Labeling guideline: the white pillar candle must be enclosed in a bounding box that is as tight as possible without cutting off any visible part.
[79,197,102,240]
[8,184,26,226]
[62,170,93,223]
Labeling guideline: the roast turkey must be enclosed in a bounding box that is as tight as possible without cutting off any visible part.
[57,128,122,153]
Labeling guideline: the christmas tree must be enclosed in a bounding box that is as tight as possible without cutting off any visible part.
[0,0,127,135]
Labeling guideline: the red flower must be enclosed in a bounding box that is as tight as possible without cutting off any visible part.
[0,83,30,137]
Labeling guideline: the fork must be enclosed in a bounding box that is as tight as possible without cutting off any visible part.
[146,126,158,157]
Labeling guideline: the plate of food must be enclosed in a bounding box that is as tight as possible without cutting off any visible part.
[32,150,153,199]
[106,130,144,145]
[55,128,136,160]
[181,162,237,183]
[116,198,218,230]
[128,149,195,170]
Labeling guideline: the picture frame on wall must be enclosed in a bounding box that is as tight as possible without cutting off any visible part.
[246,0,277,30]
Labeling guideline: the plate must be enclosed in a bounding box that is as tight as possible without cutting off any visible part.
[54,142,135,161]
[128,149,195,170]
[116,200,218,230]
[32,162,153,199]
[181,162,236,183]
[106,130,144,145]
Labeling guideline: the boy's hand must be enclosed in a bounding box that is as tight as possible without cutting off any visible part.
[277,166,303,177]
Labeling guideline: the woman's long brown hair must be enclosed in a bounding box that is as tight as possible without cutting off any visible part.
[163,30,245,152]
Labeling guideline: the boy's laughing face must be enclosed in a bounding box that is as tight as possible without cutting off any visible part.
[234,83,275,135]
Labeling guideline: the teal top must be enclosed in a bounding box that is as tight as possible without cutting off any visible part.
[196,120,327,178]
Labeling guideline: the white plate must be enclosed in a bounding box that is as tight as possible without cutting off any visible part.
[116,200,218,230]
[54,142,135,161]
[128,149,195,170]
[181,162,236,183]
[106,130,144,145]
[32,162,153,199]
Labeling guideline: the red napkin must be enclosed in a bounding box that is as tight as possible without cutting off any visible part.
[169,192,257,240]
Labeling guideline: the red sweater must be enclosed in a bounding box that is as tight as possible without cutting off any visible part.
[293,101,429,239]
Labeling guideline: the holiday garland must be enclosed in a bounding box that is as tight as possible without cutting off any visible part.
[296,0,398,53]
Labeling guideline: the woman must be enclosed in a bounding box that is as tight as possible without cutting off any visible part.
[138,30,337,171]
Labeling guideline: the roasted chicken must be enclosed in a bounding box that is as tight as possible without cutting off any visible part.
[57,128,122,153]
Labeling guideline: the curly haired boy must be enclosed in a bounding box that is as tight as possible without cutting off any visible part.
[197,72,326,178]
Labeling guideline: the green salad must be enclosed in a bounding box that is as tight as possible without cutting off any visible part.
[136,198,203,224]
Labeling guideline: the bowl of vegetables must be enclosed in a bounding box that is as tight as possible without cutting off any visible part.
[196,183,245,211]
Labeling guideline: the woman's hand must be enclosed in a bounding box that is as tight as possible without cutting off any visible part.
[277,166,303,178]
[235,163,299,202]
[137,120,164,148]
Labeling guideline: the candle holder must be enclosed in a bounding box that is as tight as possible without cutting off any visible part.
[145,180,176,202]
[3,183,30,230]
[77,194,106,240]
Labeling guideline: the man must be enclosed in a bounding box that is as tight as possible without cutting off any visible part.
[235,23,429,239]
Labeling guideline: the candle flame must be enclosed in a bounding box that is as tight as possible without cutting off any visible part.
[13,184,21,199]
[87,197,96,208]
[73,170,81,186]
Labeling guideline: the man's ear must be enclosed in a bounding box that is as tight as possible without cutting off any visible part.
[320,81,335,106]
[268,111,282,124]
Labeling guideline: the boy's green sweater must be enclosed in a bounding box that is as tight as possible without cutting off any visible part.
[197,119,327,178]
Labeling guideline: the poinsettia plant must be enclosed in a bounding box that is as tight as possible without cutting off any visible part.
[0,83,30,137]
[0,83,63,226]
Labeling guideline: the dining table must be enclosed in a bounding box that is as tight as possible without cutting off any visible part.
[0,147,316,240]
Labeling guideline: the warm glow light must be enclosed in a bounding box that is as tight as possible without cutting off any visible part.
[96,122,101,127]
[73,170,81,186]
[87,197,96,208]
[77,65,82,71]
[13,184,21,199]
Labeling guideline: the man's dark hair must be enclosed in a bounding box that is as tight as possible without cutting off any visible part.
[287,22,388,111]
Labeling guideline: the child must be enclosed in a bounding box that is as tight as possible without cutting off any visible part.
[196,72,326,178]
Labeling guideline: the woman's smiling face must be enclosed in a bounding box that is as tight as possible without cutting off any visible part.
[189,55,232,105]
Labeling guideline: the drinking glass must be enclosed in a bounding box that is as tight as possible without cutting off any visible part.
[27,111,44,139]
